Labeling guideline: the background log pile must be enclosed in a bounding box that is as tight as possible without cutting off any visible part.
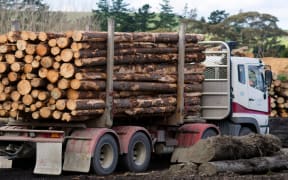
[269,77,288,118]
[0,30,205,122]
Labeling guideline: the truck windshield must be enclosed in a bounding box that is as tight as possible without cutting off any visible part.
[248,65,264,92]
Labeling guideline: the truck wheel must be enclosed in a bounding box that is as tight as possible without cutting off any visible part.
[91,134,118,176]
[201,128,218,139]
[239,127,254,136]
[123,132,151,172]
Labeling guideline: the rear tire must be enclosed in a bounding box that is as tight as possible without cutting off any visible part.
[239,127,254,136]
[91,134,118,176]
[201,128,218,139]
[123,132,151,172]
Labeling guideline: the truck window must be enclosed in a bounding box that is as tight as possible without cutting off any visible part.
[238,65,245,84]
[248,65,264,92]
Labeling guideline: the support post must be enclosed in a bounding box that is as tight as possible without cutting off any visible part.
[95,18,114,127]
[168,22,186,125]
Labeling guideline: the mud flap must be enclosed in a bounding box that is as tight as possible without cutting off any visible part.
[62,138,92,173]
[0,157,12,168]
[34,142,62,175]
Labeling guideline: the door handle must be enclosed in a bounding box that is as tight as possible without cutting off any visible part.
[249,98,255,101]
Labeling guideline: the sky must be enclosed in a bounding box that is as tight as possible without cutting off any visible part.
[43,0,288,29]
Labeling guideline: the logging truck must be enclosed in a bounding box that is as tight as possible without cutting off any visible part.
[0,20,272,175]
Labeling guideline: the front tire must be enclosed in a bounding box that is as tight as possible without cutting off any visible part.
[123,132,151,172]
[91,134,118,176]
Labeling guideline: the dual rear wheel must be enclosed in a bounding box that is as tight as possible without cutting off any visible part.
[91,132,151,175]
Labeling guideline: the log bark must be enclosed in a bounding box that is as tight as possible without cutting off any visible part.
[119,106,176,115]
[66,99,105,110]
[171,134,281,163]
[67,89,105,100]
[114,96,176,108]
[71,109,104,116]
[198,154,288,176]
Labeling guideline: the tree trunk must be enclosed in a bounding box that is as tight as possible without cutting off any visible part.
[171,134,281,163]
[198,154,288,176]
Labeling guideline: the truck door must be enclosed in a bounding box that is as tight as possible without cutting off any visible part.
[247,64,268,112]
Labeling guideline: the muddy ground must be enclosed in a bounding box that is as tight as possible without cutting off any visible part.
[1,156,288,180]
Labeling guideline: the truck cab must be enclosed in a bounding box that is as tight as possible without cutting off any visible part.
[231,57,270,134]
[200,41,271,136]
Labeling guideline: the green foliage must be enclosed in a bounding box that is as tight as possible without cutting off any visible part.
[208,10,229,24]
[157,0,178,31]
[134,4,157,31]
[278,74,288,81]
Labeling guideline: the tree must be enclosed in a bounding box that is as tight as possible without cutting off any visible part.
[208,10,229,24]
[209,11,287,56]
[158,0,178,31]
[93,0,110,31]
[135,4,157,31]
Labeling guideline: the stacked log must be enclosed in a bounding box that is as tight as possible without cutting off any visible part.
[0,30,205,122]
[269,77,288,118]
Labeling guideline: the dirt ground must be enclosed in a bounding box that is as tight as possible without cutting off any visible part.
[1,156,288,180]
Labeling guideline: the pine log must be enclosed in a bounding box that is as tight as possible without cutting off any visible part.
[7,31,21,42]
[22,94,33,105]
[71,109,104,116]
[38,32,64,42]
[2,78,9,86]
[60,49,73,62]
[23,64,33,73]
[52,110,62,120]
[31,60,40,69]
[55,99,66,111]
[113,63,206,74]
[120,106,176,115]
[46,69,59,83]
[32,111,40,119]
[11,91,21,102]
[39,107,51,118]
[28,31,38,41]
[31,90,40,99]
[10,62,23,72]
[51,46,61,56]
[17,80,31,95]
[38,91,49,101]
[70,79,201,92]
[198,154,288,176]
[0,92,7,101]
[36,43,49,56]
[8,72,19,82]
[56,37,71,49]
[0,34,7,43]
[0,45,16,53]
[50,88,62,100]
[72,31,203,43]
[16,40,27,51]
[74,53,205,67]
[25,44,36,55]
[38,68,48,78]
[48,39,57,47]
[30,78,46,88]
[66,99,105,110]
[5,54,16,64]
[40,56,53,68]
[15,50,24,59]
[73,47,204,59]
[67,89,105,100]
[60,63,75,78]
[24,55,33,64]
[171,134,281,163]
[114,96,176,108]
[0,84,4,93]
[0,62,9,73]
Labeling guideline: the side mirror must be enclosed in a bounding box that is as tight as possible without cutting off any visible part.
[265,70,272,87]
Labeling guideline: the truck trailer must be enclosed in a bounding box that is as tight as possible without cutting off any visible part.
[0,20,272,175]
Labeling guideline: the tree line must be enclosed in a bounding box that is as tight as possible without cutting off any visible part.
[0,0,287,57]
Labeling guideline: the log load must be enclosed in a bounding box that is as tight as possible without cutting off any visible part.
[0,30,206,122]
